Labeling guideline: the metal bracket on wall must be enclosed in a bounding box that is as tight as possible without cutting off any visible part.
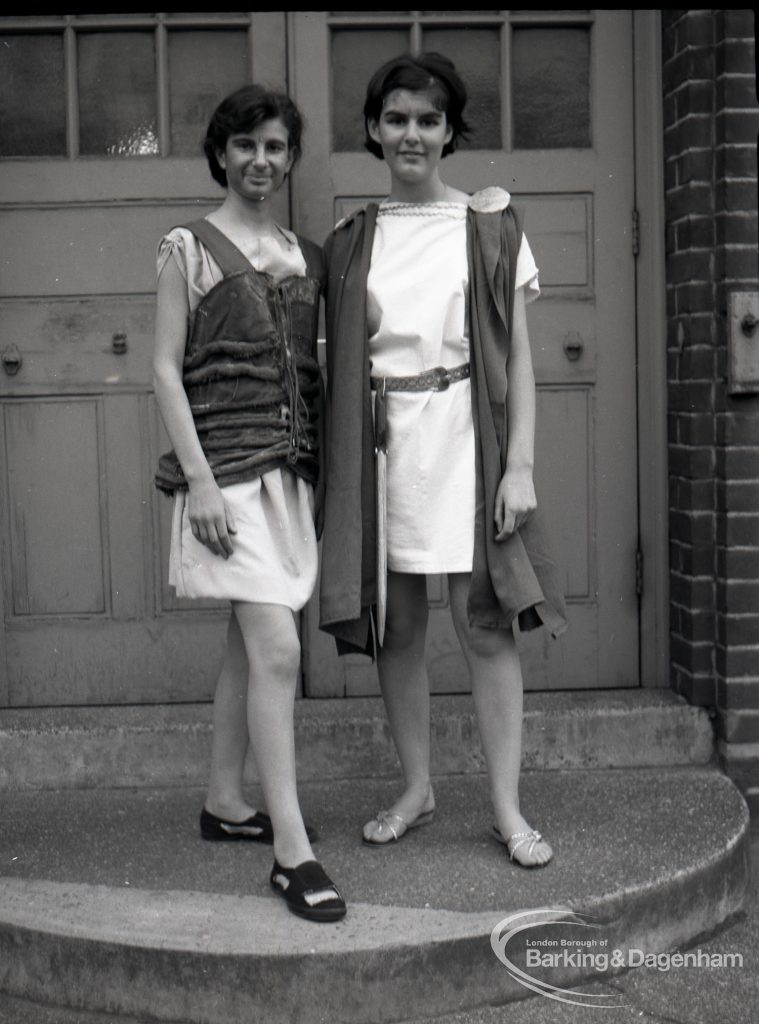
[728,292,759,394]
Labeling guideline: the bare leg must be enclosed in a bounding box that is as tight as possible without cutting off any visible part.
[233,601,313,868]
[205,612,259,821]
[364,572,435,842]
[449,573,552,866]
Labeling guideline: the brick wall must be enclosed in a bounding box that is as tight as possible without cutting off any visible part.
[662,9,759,814]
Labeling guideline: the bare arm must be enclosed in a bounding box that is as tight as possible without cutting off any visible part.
[494,286,537,540]
[152,256,236,557]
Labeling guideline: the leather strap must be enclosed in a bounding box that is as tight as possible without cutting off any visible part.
[370,362,470,393]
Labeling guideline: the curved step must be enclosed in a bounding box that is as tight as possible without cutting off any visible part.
[0,768,749,1023]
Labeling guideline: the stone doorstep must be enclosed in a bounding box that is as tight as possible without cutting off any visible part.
[0,689,715,790]
[0,768,750,1024]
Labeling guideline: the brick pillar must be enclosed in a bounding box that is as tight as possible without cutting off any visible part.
[662,10,759,815]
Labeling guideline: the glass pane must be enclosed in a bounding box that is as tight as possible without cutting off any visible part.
[169,30,249,156]
[331,28,409,151]
[422,27,501,149]
[78,32,158,156]
[0,34,66,156]
[512,27,591,149]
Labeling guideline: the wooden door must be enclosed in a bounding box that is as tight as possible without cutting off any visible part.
[0,13,288,706]
[291,10,640,694]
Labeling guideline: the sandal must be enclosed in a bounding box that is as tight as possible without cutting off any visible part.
[270,859,346,922]
[200,808,317,844]
[362,807,435,846]
[493,826,553,867]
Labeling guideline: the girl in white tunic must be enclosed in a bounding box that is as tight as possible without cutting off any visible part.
[335,53,556,866]
[153,85,344,922]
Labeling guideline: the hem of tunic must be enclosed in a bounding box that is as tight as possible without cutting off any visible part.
[387,558,474,574]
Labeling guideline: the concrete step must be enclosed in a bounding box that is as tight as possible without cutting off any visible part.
[0,689,715,790]
[0,767,749,1024]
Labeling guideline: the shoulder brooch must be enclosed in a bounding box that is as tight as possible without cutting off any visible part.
[468,187,511,214]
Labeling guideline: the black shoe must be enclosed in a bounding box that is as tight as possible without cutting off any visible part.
[270,859,346,922]
[200,808,318,844]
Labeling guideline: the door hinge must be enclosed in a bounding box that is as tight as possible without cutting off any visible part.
[635,548,644,597]
[632,208,640,257]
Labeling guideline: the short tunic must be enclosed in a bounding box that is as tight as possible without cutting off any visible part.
[159,222,318,610]
[367,199,539,574]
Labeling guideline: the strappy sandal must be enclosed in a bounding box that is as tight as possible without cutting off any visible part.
[493,826,553,868]
[362,807,435,846]
[270,860,346,922]
[200,808,317,844]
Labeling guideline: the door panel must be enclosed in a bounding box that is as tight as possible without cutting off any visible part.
[293,10,638,694]
[5,399,106,616]
[0,390,230,705]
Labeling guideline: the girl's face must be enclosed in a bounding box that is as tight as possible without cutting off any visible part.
[217,117,294,202]
[368,88,453,186]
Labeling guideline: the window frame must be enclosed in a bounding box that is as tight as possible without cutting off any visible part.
[325,9,596,153]
[0,13,259,160]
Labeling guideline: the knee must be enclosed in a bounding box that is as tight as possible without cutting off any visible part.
[241,629,300,684]
[465,624,517,661]
[382,601,427,653]
[266,633,301,680]
[234,605,301,682]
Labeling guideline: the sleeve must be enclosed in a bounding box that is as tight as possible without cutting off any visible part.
[156,227,222,311]
[157,227,190,282]
[515,233,540,304]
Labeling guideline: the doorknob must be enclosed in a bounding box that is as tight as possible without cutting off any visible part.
[112,332,128,354]
[563,334,584,362]
[741,313,758,337]
[2,344,22,375]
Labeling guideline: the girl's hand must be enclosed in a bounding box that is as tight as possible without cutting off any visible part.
[187,477,237,558]
[494,467,536,541]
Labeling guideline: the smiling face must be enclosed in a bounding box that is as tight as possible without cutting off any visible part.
[368,88,454,189]
[216,117,294,203]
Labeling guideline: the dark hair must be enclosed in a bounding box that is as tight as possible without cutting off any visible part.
[363,52,470,160]
[203,84,304,188]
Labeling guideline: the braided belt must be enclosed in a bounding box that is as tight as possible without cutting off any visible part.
[370,362,470,393]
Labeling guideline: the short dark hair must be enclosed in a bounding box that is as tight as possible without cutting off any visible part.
[363,52,470,160]
[203,84,304,188]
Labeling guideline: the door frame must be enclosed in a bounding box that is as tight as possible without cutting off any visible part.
[633,10,669,687]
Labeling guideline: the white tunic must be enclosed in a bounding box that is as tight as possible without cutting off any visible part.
[367,197,539,574]
[159,222,318,610]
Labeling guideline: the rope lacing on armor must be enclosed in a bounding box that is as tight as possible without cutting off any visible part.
[279,288,310,464]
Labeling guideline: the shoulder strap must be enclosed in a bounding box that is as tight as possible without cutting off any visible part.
[180,219,253,277]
